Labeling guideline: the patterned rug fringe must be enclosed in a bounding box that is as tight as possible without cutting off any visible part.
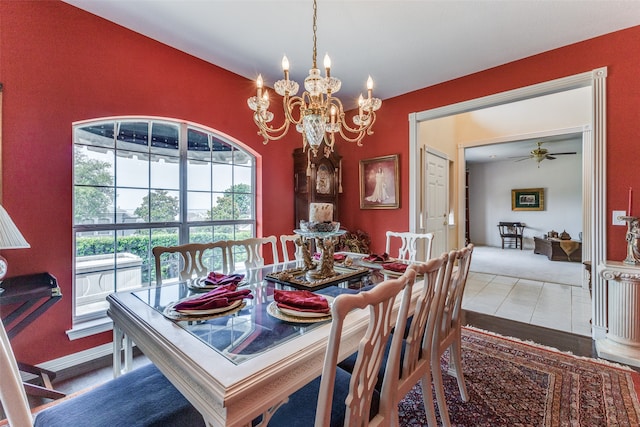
[463,324,636,372]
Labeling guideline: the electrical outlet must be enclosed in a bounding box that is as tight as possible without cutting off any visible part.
[613,210,626,225]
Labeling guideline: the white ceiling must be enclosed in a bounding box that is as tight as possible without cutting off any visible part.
[62,0,640,108]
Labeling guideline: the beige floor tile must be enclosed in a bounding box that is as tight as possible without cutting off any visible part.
[462,297,502,315]
[463,272,590,336]
[506,282,542,303]
[495,301,535,323]
[466,246,590,338]
[494,310,534,324]
[489,275,520,286]
[467,272,495,283]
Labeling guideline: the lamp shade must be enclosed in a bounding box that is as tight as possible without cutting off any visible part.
[0,205,29,249]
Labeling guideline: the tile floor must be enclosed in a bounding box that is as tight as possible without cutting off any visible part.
[463,271,592,337]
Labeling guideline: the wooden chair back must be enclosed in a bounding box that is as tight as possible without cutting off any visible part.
[387,252,451,425]
[432,243,474,425]
[227,236,279,271]
[152,241,229,285]
[315,268,417,427]
[0,312,33,426]
[385,231,434,261]
[440,244,474,343]
[279,234,304,262]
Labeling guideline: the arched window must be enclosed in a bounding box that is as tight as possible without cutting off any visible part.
[73,117,256,321]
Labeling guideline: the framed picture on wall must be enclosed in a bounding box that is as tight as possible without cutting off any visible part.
[359,154,399,209]
[512,188,544,211]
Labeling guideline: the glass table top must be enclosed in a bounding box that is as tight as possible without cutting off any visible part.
[130,261,385,365]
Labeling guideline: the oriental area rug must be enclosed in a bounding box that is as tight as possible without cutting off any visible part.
[398,327,640,426]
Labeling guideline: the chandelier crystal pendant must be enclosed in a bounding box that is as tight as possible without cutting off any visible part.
[247,0,382,158]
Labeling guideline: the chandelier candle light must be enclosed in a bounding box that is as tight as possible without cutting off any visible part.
[247,0,381,161]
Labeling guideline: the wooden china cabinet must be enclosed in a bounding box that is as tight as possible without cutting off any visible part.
[293,146,342,227]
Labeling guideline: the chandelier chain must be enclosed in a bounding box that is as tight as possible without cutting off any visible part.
[312,0,318,69]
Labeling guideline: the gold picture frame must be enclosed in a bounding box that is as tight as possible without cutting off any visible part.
[359,154,399,209]
[512,188,544,211]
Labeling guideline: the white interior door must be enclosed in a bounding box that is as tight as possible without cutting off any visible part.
[424,150,448,258]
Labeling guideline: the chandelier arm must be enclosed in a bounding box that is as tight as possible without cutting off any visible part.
[340,112,376,133]
[322,132,336,152]
[328,96,370,137]
[253,113,292,143]
[301,91,323,114]
[326,96,343,114]
[336,126,366,146]
[282,95,306,126]
[253,93,310,143]
[334,112,378,146]
[365,113,377,135]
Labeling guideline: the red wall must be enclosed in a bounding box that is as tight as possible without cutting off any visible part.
[2,1,639,363]
[338,25,640,257]
[0,1,299,363]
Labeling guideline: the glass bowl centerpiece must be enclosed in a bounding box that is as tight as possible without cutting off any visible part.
[299,220,340,234]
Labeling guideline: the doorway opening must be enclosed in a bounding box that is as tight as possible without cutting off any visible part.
[408,68,608,340]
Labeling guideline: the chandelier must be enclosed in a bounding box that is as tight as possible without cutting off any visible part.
[247,0,382,158]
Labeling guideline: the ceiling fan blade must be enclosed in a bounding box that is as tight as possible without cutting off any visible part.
[514,157,532,162]
[547,152,577,155]
[545,155,556,160]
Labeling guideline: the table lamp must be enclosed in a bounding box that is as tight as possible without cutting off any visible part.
[0,204,30,293]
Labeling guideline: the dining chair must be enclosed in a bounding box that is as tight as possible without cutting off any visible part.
[0,315,205,427]
[279,234,304,262]
[431,243,474,427]
[152,241,230,285]
[265,268,418,427]
[497,222,525,249]
[393,252,451,426]
[337,252,452,427]
[385,231,434,262]
[227,236,279,271]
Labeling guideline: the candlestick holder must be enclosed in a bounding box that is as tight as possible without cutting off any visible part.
[621,216,640,265]
[294,229,346,280]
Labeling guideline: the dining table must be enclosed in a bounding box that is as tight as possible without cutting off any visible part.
[106,255,412,426]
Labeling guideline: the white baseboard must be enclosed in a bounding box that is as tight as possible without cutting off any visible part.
[38,342,115,373]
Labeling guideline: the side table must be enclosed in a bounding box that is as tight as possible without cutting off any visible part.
[0,272,65,399]
[534,236,582,262]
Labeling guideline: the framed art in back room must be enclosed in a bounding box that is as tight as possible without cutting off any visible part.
[512,188,544,211]
[359,154,399,209]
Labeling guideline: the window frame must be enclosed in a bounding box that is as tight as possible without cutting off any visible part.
[72,116,256,325]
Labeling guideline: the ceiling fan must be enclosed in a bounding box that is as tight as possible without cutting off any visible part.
[511,142,577,166]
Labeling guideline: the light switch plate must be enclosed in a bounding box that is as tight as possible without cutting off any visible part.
[613,210,626,225]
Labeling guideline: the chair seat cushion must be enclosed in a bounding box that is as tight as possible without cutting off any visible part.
[34,363,204,427]
[267,367,380,426]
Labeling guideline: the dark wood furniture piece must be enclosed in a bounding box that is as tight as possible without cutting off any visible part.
[293,146,342,227]
[0,272,65,399]
[534,236,582,262]
[497,222,525,249]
